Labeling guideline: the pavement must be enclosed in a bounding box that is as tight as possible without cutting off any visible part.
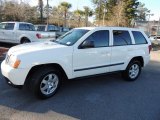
[0,43,160,120]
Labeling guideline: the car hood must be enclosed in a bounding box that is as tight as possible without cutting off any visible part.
[8,41,67,56]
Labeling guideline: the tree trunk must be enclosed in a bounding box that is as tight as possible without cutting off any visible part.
[64,10,67,27]
[85,14,88,27]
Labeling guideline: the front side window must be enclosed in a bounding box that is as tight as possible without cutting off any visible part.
[81,30,109,48]
[54,29,89,46]
[132,31,147,44]
[113,30,132,46]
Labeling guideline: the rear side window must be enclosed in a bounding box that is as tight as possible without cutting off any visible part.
[0,23,15,30]
[84,30,109,48]
[19,24,26,30]
[113,30,132,46]
[132,31,147,44]
[19,24,35,31]
[28,24,35,31]
[5,23,15,30]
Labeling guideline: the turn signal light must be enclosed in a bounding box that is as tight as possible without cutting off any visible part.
[13,60,21,68]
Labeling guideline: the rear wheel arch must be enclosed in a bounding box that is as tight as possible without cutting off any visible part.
[128,56,144,67]
[20,37,31,44]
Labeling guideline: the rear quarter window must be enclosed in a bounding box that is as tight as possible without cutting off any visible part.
[132,31,148,44]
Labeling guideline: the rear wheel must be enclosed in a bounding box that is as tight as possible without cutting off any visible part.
[29,67,61,99]
[122,60,141,81]
[21,38,30,44]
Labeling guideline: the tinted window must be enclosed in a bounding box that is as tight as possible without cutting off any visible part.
[19,24,35,31]
[113,30,132,46]
[37,26,45,31]
[48,25,54,31]
[0,23,15,30]
[83,30,109,48]
[132,31,147,44]
[29,24,35,31]
[19,24,26,30]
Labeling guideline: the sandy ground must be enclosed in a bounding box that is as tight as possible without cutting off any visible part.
[150,50,160,62]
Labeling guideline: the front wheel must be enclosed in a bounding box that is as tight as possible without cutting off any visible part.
[122,61,142,81]
[30,67,61,99]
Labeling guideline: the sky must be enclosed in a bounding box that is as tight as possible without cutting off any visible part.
[139,0,160,21]
[25,0,160,21]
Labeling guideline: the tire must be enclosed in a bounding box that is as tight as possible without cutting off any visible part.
[29,67,62,99]
[21,38,30,44]
[122,60,142,81]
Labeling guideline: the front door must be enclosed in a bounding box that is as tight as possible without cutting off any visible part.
[73,30,111,78]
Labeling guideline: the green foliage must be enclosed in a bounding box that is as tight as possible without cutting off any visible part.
[136,2,150,21]
[0,1,39,23]
[59,1,72,27]
[122,0,139,26]
[92,0,147,26]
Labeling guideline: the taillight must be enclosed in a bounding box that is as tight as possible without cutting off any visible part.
[36,33,42,39]
[148,45,152,54]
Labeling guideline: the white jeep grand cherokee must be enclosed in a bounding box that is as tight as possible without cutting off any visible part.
[1,27,151,99]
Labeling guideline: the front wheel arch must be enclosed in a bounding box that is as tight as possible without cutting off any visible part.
[25,63,68,86]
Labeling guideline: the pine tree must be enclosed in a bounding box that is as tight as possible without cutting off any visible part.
[122,0,139,26]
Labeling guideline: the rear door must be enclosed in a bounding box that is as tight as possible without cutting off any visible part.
[110,29,133,72]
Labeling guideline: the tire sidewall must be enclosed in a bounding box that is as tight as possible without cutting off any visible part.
[21,38,30,44]
[126,61,142,81]
[33,69,61,99]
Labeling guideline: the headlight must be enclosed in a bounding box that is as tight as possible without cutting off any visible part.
[7,55,21,69]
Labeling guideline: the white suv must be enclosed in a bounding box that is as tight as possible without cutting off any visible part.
[1,27,152,99]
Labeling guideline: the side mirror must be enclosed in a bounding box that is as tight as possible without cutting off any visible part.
[79,40,95,49]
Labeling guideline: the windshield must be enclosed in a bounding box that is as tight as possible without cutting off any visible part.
[54,29,89,46]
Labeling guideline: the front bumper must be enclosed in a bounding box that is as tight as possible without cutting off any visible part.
[1,61,30,86]
[4,77,22,89]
